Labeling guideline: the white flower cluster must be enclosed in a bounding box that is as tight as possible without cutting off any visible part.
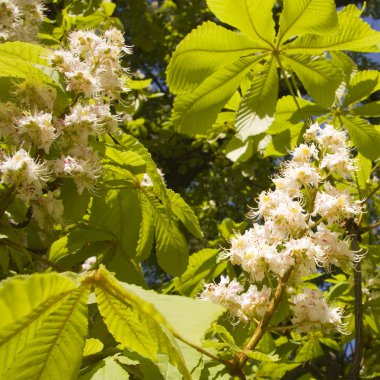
[0,0,45,42]
[199,123,362,333]
[50,29,131,99]
[0,28,130,228]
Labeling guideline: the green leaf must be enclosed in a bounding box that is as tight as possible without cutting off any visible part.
[278,0,338,43]
[352,101,380,117]
[90,188,142,259]
[143,191,189,276]
[341,115,380,160]
[135,189,154,260]
[0,42,50,66]
[246,350,280,362]
[354,153,372,192]
[286,6,380,53]
[236,57,278,140]
[174,248,227,298]
[83,338,104,357]
[95,267,191,379]
[329,51,357,83]
[295,339,324,362]
[281,54,343,107]
[166,21,261,94]
[206,0,276,48]
[0,273,77,376]
[79,356,130,380]
[167,189,203,238]
[172,54,265,135]
[267,96,327,135]
[0,42,60,86]
[265,123,306,157]
[343,70,380,107]
[3,286,89,380]
[122,283,225,346]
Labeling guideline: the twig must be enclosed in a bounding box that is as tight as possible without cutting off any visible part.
[349,234,363,380]
[361,182,380,204]
[233,267,293,369]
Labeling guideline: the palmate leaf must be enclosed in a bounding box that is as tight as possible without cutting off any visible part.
[286,5,380,53]
[278,0,338,43]
[95,267,191,379]
[142,191,189,276]
[206,0,276,48]
[172,54,265,135]
[281,53,343,107]
[166,21,262,94]
[341,115,380,160]
[167,189,203,239]
[6,287,89,380]
[236,56,279,140]
[0,273,77,377]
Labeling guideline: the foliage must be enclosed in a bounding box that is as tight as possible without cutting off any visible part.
[0,0,380,379]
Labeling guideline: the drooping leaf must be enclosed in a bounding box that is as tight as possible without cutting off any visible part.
[94,267,191,379]
[286,6,380,53]
[143,191,189,276]
[354,153,372,192]
[135,189,154,260]
[173,248,227,298]
[167,189,203,239]
[343,70,380,107]
[206,0,276,48]
[166,21,261,94]
[236,57,279,140]
[0,273,77,376]
[172,55,265,135]
[278,0,338,43]
[3,285,89,380]
[341,115,380,160]
[90,188,141,259]
[281,53,343,107]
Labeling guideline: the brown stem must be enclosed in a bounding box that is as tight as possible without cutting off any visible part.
[350,236,363,380]
[361,182,380,204]
[233,267,293,369]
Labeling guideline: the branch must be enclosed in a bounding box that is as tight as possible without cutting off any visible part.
[349,234,363,380]
[233,267,293,369]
